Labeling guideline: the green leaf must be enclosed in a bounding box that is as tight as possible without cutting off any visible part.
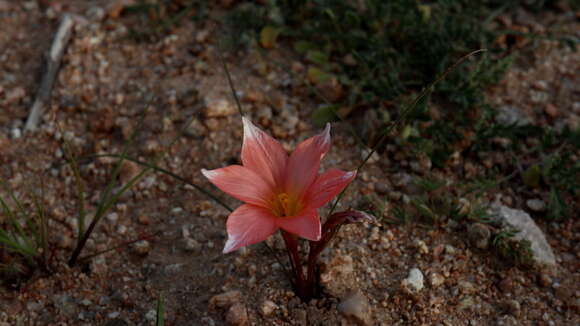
[522,164,541,188]
[294,40,316,53]
[305,50,329,65]
[417,5,431,22]
[312,105,340,127]
[400,125,419,139]
[260,26,281,49]
[547,187,568,220]
[307,67,333,84]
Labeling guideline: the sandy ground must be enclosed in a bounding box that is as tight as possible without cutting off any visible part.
[0,1,578,325]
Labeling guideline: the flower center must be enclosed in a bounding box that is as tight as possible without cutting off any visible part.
[271,192,302,217]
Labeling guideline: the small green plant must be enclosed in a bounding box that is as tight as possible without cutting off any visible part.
[0,187,49,280]
[65,106,154,267]
[541,149,580,220]
[358,193,402,224]
[232,1,525,165]
[492,230,535,268]
[391,173,507,226]
[391,206,412,224]
[0,98,232,287]
[0,107,155,282]
[125,0,208,42]
[221,2,271,50]
[400,176,459,223]
[466,203,496,223]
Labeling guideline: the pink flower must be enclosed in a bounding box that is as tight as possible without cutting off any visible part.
[202,117,356,253]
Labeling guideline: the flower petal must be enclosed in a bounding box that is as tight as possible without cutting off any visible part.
[276,210,321,241]
[284,123,331,196]
[224,204,278,253]
[241,117,288,187]
[305,168,356,209]
[202,165,273,208]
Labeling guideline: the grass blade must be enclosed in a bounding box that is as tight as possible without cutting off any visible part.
[156,292,165,326]
[0,191,37,260]
[68,97,153,266]
[82,154,233,212]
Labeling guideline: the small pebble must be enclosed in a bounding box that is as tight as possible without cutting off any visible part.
[56,234,73,249]
[538,272,552,287]
[11,128,22,139]
[259,300,277,317]
[106,212,119,223]
[499,277,515,293]
[458,198,471,215]
[137,215,150,225]
[209,290,241,309]
[503,299,521,317]
[117,225,127,235]
[5,87,26,104]
[414,240,429,254]
[144,309,156,321]
[526,199,546,212]
[184,118,207,138]
[90,256,108,274]
[143,139,160,154]
[171,207,183,214]
[225,303,248,326]
[87,6,105,21]
[401,268,424,293]
[107,312,120,319]
[337,290,371,326]
[132,240,151,256]
[374,182,389,194]
[445,245,457,255]
[544,103,559,118]
[458,296,475,311]
[430,273,445,288]
[205,98,237,118]
[320,255,355,297]
[467,223,491,249]
[392,172,413,189]
[119,161,140,185]
[183,238,201,252]
[458,281,476,295]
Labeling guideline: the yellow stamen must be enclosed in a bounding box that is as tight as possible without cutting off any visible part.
[278,193,290,213]
[272,192,301,217]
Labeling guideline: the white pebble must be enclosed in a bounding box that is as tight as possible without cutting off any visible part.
[11,128,21,139]
[402,268,424,292]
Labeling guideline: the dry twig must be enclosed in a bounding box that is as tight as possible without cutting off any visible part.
[24,14,74,132]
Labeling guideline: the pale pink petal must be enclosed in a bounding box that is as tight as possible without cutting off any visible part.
[202,165,273,208]
[276,210,321,241]
[223,204,278,253]
[284,123,331,196]
[305,168,357,209]
[241,117,288,187]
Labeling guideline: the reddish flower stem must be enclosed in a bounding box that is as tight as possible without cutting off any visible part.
[306,242,319,293]
[281,230,312,300]
[280,230,303,281]
[283,211,375,302]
